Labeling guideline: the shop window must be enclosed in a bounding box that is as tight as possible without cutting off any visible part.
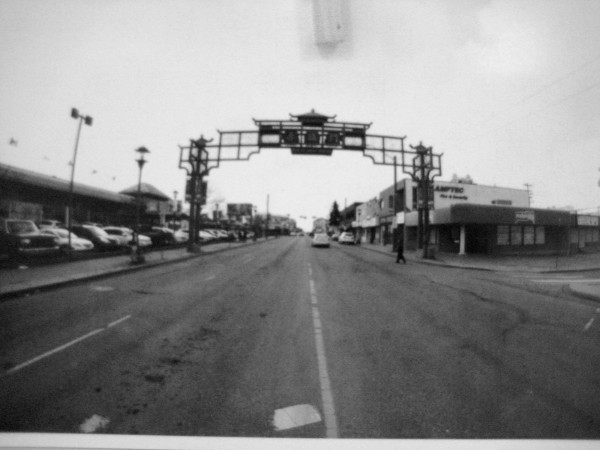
[428,228,438,244]
[570,229,578,244]
[497,225,510,245]
[523,226,535,245]
[535,226,545,245]
[594,229,599,242]
[510,225,523,246]
[412,187,418,210]
[396,190,405,211]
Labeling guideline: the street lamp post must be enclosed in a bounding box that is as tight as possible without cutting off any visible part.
[67,108,93,256]
[179,135,212,253]
[132,146,150,264]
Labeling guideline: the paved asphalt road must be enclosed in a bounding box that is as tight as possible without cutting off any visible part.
[1,236,599,439]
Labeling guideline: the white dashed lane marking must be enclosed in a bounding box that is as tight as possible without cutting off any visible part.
[5,315,132,375]
[307,262,339,438]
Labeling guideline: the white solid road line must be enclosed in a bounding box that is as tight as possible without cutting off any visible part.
[6,328,105,374]
[6,315,133,375]
[107,315,132,328]
[307,264,339,438]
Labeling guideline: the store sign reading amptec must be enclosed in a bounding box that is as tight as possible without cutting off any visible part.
[434,185,468,201]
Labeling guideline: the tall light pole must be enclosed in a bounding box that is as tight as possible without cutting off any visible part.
[132,146,150,264]
[67,108,93,256]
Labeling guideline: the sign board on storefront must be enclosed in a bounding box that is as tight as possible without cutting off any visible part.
[577,215,599,226]
[515,210,535,224]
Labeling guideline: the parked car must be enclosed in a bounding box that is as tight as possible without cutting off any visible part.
[198,230,217,242]
[311,232,330,248]
[70,225,122,251]
[338,232,355,245]
[38,219,64,229]
[204,229,222,241]
[173,229,189,243]
[104,226,152,248]
[135,225,175,246]
[40,228,94,251]
[0,219,61,259]
[331,232,340,241]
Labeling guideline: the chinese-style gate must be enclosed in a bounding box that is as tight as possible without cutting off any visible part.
[178,110,442,256]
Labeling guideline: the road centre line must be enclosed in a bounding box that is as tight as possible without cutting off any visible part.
[307,272,338,438]
[6,315,132,375]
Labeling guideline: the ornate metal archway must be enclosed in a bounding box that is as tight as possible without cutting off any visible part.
[178,110,443,254]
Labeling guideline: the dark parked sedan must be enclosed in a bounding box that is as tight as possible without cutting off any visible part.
[135,225,175,246]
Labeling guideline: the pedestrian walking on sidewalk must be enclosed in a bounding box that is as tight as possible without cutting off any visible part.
[396,239,406,264]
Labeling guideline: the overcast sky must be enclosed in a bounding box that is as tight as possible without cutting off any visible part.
[2,0,600,230]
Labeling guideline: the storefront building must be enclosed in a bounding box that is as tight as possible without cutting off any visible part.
[406,204,572,256]
[370,176,599,256]
[354,198,381,244]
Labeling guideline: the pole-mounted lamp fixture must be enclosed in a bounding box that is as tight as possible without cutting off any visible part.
[67,108,93,256]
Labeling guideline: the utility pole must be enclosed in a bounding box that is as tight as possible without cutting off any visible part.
[524,183,533,207]
[266,194,270,239]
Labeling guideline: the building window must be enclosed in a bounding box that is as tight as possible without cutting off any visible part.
[535,226,545,244]
[428,228,438,244]
[499,225,545,246]
[510,225,523,245]
[412,187,418,210]
[497,225,510,245]
[397,190,405,211]
[388,195,393,209]
[523,226,535,245]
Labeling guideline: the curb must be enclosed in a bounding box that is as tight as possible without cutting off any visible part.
[565,285,600,304]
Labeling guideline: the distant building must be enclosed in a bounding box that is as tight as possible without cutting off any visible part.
[0,162,175,227]
[120,183,173,226]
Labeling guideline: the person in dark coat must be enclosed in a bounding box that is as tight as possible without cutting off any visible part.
[396,239,406,264]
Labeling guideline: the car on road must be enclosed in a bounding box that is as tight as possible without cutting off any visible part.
[40,228,94,251]
[71,225,122,251]
[311,232,330,248]
[338,232,355,245]
[0,218,61,259]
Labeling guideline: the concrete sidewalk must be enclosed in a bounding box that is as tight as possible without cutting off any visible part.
[0,240,255,300]
[359,242,600,303]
